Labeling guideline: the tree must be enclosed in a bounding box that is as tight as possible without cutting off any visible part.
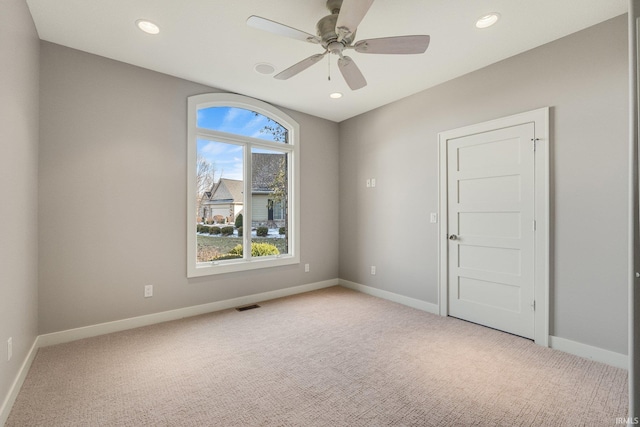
[261,122,287,143]
[196,154,215,222]
[267,155,288,249]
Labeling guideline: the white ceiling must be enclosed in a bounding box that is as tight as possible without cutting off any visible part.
[26,0,628,122]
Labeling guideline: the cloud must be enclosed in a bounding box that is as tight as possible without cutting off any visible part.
[198,139,244,181]
[246,114,267,130]
[221,107,243,127]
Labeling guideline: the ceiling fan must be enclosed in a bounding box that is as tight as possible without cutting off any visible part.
[247,0,430,90]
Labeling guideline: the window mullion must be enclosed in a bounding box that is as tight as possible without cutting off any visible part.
[243,142,252,261]
[196,128,293,152]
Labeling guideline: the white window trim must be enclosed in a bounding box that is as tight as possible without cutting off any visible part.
[187,93,300,278]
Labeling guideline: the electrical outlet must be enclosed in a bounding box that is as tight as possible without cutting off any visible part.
[371,178,376,187]
[371,266,376,275]
[305,263,310,273]
[7,337,12,361]
[144,285,153,298]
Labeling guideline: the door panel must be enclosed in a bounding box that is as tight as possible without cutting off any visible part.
[458,174,521,204]
[447,123,535,339]
[458,212,521,238]
[457,277,521,312]
[458,245,521,275]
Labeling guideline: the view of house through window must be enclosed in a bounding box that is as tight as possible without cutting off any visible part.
[196,139,246,261]
[188,94,299,277]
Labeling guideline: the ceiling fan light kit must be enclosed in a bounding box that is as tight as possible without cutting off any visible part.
[247,0,430,91]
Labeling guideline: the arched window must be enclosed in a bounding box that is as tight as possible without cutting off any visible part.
[187,93,299,277]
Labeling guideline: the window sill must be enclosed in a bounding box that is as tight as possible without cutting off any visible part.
[188,254,299,278]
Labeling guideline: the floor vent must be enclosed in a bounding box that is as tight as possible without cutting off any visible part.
[236,304,260,312]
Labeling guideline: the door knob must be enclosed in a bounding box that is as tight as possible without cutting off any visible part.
[449,234,458,240]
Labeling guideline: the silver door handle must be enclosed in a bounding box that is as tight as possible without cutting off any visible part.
[449,234,458,240]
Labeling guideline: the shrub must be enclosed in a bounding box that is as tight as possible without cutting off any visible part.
[214,254,242,260]
[257,226,269,237]
[197,245,219,262]
[235,213,243,229]
[252,242,280,256]
[226,242,280,257]
[209,226,221,235]
[221,226,234,236]
[227,244,243,257]
[237,226,243,237]
[279,227,286,235]
[200,225,211,234]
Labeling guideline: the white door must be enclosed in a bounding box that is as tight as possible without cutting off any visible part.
[447,123,535,339]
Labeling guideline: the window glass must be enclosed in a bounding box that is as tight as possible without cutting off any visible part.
[251,148,289,257]
[197,106,288,143]
[196,139,244,262]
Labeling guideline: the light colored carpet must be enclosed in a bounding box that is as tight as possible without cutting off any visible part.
[6,286,628,426]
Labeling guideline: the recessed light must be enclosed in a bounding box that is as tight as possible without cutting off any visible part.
[329,92,343,99]
[136,19,160,35]
[254,63,276,75]
[475,13,500,29]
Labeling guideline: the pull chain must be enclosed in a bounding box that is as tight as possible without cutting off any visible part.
[328,54,331,81]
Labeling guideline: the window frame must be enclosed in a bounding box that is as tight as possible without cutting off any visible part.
[187,93,300,278]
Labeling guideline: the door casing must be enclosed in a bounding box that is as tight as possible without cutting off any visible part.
[438,107,550,346]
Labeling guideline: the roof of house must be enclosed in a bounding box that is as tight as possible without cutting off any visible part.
[252,153,286,193]
[205,154,285,202]
[207,178,243,203]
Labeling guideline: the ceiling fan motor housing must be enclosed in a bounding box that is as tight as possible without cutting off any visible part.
[316,13,355,49]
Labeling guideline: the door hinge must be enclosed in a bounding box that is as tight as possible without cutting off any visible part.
[531,300,536,311]
[531,138,540,151]
[533,220,536,231]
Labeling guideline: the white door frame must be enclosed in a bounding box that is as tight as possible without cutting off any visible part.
[438,107,550,346]
[628,0,640,418]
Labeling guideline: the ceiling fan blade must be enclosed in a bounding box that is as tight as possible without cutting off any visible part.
[274,53,326,80]
[338,56,367,90]
[335,0,374,40]
[354,35,430,54]
[247,15,321,44]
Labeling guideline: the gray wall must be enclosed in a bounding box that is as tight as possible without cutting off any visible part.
[4,2,629,379]
[339,15,629,354]
[38,42,340,334]
[0,0,40,412]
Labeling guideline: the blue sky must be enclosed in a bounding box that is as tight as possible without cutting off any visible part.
[197,139,244,181]
[197,107,286,181]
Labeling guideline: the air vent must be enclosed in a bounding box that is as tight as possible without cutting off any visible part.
[236,304,260,312]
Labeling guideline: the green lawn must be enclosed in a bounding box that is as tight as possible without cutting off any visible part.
[197,234,287,262]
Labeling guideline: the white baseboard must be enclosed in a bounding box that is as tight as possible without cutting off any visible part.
[2,278,628,425]
[549,336,628,370]
[2,279,338,424]
[38,279,339,348]
[0,338,39,426]
[338,279,628,370]
[339,279,439,315]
